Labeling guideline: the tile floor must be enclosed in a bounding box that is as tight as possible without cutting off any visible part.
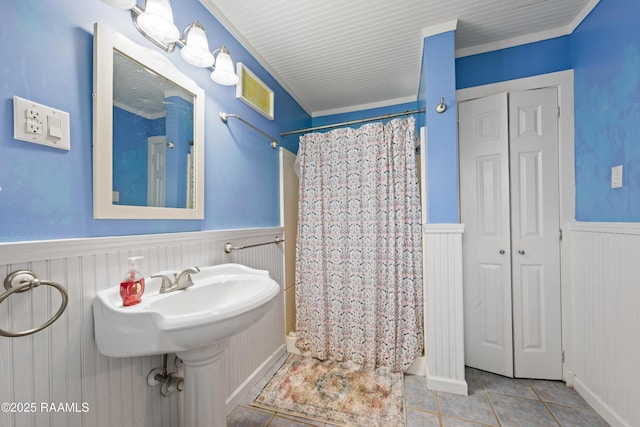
[227,354,609,427]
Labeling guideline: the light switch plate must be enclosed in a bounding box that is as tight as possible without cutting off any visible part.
[611,165,623,189]
[13,96,70,150]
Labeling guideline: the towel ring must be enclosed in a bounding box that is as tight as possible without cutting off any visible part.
[0,271,69,338]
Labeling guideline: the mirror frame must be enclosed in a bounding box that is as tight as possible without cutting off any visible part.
[93,23,205,219]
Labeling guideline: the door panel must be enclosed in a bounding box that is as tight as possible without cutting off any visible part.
[479,263,506,348]
[518,151,542,237]
[478,155,503,236]
[509,88,562,379]
[519,264,544,350]
[460,93,513,377]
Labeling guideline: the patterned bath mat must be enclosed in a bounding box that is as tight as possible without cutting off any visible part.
[251,354,405,427]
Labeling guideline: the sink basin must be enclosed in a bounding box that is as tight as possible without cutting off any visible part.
[93,263,281,358]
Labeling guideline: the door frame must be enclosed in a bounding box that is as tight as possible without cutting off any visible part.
[456,70,575,384]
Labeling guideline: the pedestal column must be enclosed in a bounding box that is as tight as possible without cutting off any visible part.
[177,339,231,427]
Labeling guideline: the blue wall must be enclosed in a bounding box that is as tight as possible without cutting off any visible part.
[456,36,572,90]
[423,30,458,223]
[0,0,310,242]
[572,0,640,221]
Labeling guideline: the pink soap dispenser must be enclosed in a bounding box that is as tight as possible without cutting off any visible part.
[120,256,145,306]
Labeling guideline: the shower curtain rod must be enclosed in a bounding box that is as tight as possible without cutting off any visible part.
[280,109,425,137]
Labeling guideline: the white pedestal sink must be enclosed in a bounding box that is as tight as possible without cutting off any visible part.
[92,263,281,427]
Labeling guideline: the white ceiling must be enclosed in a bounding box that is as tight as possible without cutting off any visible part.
[200,0,598,117]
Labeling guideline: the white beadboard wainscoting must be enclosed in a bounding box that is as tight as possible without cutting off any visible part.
[564,222,640,427]
[0,227,285,427]
[423,224,468,395]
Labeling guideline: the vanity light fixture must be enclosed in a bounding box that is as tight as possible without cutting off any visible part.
[210,47,240,86]
[101,0,239,85]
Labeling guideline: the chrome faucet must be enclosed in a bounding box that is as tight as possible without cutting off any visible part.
[152,267,200,294]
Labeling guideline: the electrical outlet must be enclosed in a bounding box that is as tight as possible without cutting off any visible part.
[25,108,40,121]
[13,96,70,150]
[26,119,42,135]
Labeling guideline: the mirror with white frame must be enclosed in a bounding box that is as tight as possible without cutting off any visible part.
[93,23,205,219]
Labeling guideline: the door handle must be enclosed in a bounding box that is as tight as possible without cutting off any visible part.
[518,250,525,255]
[499,250,505,255]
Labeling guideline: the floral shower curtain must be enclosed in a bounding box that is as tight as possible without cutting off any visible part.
[295,117,423,372]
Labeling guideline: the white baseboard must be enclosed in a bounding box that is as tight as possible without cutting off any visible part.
[573,377,631,427]
[426,375,469,396]
[225,344,287,413]
[563,368,575,387]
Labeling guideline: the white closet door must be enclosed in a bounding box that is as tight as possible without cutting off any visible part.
[459,93,514,377]
[460,88,562,379]
[509,88,562,379]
